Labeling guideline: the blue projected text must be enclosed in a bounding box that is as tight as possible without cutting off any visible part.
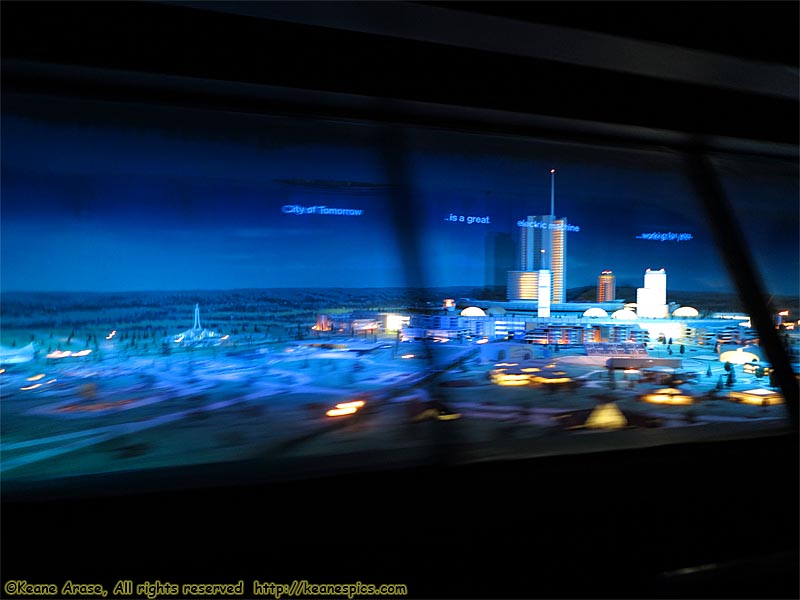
[282,205,363,216]
[636,232,693,242]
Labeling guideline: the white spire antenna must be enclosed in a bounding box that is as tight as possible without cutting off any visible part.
[193,304,201,330]
[550,168,556,217]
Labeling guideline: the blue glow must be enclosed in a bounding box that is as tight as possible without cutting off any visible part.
[1,94,797,295]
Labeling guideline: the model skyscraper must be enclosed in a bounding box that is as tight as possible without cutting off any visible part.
[508,169,567,303]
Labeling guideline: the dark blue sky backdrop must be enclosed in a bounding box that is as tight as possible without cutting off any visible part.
[2,94,797,296]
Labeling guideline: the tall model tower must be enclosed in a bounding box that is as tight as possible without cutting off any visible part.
[597,270,616,302]
[508,169,568,303]
[192,303,202,330]
[636,268,668,318]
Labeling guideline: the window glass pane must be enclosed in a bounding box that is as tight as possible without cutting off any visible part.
[1,94,792,491]
[713,153,799,315]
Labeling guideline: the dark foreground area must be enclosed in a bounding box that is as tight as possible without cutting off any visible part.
[2,431,798,599]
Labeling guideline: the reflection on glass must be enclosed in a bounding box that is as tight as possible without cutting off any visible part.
[0,94,795,489]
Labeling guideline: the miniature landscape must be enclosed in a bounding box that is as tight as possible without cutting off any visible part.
[1,288,793,488]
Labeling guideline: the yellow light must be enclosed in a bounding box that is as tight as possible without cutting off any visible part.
[623,369,639,375]
[719,349,760,365]
[220,335,230,340]
[174,335,185,343]
[743,363,771,374]
[20,383,43,391]
[0,369,5,374]
[72,349,92,357]
[46,350,72,359]
[778,310,789,316]
[46,379,57,384]
[495,379,530,387]
[533,376,571,384]
[401,354,415,359]
[738,396,782,406]
[493,372,533,386]
[495,362,518,367]
[728,388,783,405]
[585,403,628,429]
[326,406,358,417]
[437,413,461,420]
[521,367,541,373]
[500,374,530,381]
[26,373,46,381]
[641,388,694,405]
[476,338,489,344]
[336,400,365,409]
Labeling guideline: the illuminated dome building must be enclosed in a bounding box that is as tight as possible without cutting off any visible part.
[719,347,761,365]
[672,306,700,318]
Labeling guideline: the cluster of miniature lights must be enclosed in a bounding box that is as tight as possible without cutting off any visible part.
[19,372,58,391]
[46,349,92,359]
[325,399,365,417]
